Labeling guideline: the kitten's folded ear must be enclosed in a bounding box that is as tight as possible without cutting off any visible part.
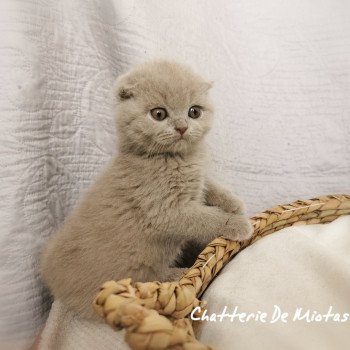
[113,73,136,102]
[201,80,214,92]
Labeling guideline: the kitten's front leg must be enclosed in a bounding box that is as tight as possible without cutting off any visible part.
[166,204,253,244]
[204,178,245,214]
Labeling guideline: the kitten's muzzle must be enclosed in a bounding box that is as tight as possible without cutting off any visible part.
[175,127,188,136]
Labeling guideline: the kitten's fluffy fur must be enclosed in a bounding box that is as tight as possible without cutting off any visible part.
[41,60,253,319]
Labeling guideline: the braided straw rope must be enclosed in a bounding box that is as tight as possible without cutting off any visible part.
[93,194,350,350]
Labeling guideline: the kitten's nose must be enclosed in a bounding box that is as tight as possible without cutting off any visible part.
[175,127,188,135]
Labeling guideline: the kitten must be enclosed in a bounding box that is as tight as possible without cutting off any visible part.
[41,60,253,319]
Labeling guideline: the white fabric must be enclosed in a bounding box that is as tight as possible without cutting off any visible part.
[38,301,128,350]
[38,216,350,350]
[0,0,349,346]
[198,216,350,350]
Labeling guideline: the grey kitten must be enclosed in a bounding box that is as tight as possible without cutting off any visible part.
[41,60,253,319]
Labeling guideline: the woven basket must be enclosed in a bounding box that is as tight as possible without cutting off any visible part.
[93,194,350,350]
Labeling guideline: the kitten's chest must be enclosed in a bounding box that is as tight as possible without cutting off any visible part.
[140,156,205,204]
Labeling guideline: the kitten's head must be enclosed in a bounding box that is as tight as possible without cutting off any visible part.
[114,60,213,156]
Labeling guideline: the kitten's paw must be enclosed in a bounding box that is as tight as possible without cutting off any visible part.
[222,215,253,241]
[219,196,245,215]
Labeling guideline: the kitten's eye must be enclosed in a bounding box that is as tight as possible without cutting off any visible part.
[188,106,202,119]
[150,108,168,121]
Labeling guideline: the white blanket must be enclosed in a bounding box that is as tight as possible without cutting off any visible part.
[38,301,128,350]
[198,215,350,350]
[38,216,350,350]
[0,0,349,347]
